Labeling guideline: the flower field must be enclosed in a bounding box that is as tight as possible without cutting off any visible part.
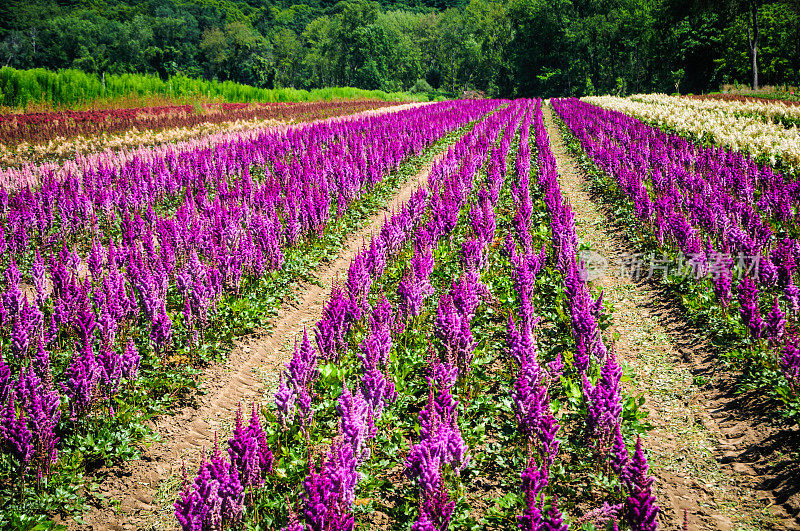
[1,93,799,531]
[170,99,662,530]
[553,97,800,422]
[686,93,800,111]
[583,94,800,173]
[0,100,403,166]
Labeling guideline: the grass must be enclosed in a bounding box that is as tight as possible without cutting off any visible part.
[0,67,431,112]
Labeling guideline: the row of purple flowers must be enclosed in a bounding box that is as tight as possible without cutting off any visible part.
[553,98,799,401]
[0,101,495,502]
[173,98,661,531]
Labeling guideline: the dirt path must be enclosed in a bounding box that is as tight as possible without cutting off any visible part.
[542,104,800,530]
[76,150,443,531]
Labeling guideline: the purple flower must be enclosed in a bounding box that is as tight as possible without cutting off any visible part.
[461,238,486,272]
[0,353,10,405]
[302,439,357,531]
[542,496,568,531]
[275,373,296,429]
[511,245,545,312]
[228,404,262,489]
[315,284,350,361]
[360,295,393,368]
[151,300,172,350]
[407,362,469,504]
[302,458,332,531]
[412,232,435,290]
[765,297,786,344]
[623,437,659,531]
[575,502,624,528]
[786,281,800,316]
[336,385,372,464]
[583,350,623,455]
[14,364,60,479]
[2,259,24,323]
[470,188,497,245]
[346,253,371,322]
[31,250,48,307]
[121,339,141,381]
[434,277,482,376]
[610,424,629,478]
[175,457,218,531]
[737,277,763,339]
[518,458,546,530]
[277,329,318,432]
[248,402,274,474]
[413,481,455,531]
[0,391,33,473]
[781,336,800,387]
[61,343,101,420]
[364,235,387,279]
[398,270,428,320]
[97,348,123,397]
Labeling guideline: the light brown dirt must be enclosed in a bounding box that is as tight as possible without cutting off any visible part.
[543,104,800,531]
[73,149,445,531]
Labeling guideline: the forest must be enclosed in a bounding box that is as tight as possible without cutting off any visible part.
[0,0,798,97]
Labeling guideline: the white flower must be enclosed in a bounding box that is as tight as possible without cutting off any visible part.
[583,94,800,170]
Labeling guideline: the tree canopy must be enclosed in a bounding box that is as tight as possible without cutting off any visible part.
[1,0,798,97]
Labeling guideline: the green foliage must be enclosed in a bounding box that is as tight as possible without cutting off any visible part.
[409,78,434,93]
[0,66,424,108]
[1,0,799,108]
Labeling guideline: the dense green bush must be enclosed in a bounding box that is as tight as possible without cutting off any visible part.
[0,67,424,109]
[409,78,434,94]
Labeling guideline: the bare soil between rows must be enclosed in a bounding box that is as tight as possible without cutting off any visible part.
[543,104,800,531]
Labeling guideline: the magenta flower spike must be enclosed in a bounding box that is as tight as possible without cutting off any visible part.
[542,496,569,531]
[583,350,623,455]
[782,335,800,387]
[315,284,350,361]
[518,457,546,531]
[765,296,787,344]
[623,437,659,531]
[0,391,33,473]
[737,277,764,339]
[14,364,60,479]
[61,343,101,421]
[227,403,262,489]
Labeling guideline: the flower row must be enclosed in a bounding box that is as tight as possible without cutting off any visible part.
[0,116,281,167]
[176,98,525,531]
[0,100,400,148]
[554,97,800,416]
[668,93,800,124]
[583,94,800,172]
[0,102,421,167]
[174,99,660,530]
[0,100,495,516]
[687,93,800,110]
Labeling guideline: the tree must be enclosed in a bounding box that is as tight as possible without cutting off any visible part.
[331,0,381,85]
[746,0,763,88]
[506,0,574,97]
[272,27,301,87]
[301,16,336,87]
[200,21,267,84]
[464,0,513,96]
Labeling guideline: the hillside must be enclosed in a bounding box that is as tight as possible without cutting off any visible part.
[0,0,798,98]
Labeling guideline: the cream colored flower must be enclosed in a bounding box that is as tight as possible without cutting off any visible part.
[583,94,800,174]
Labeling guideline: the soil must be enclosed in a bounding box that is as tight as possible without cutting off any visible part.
[542,104,800,531]
[71,136,445,531]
